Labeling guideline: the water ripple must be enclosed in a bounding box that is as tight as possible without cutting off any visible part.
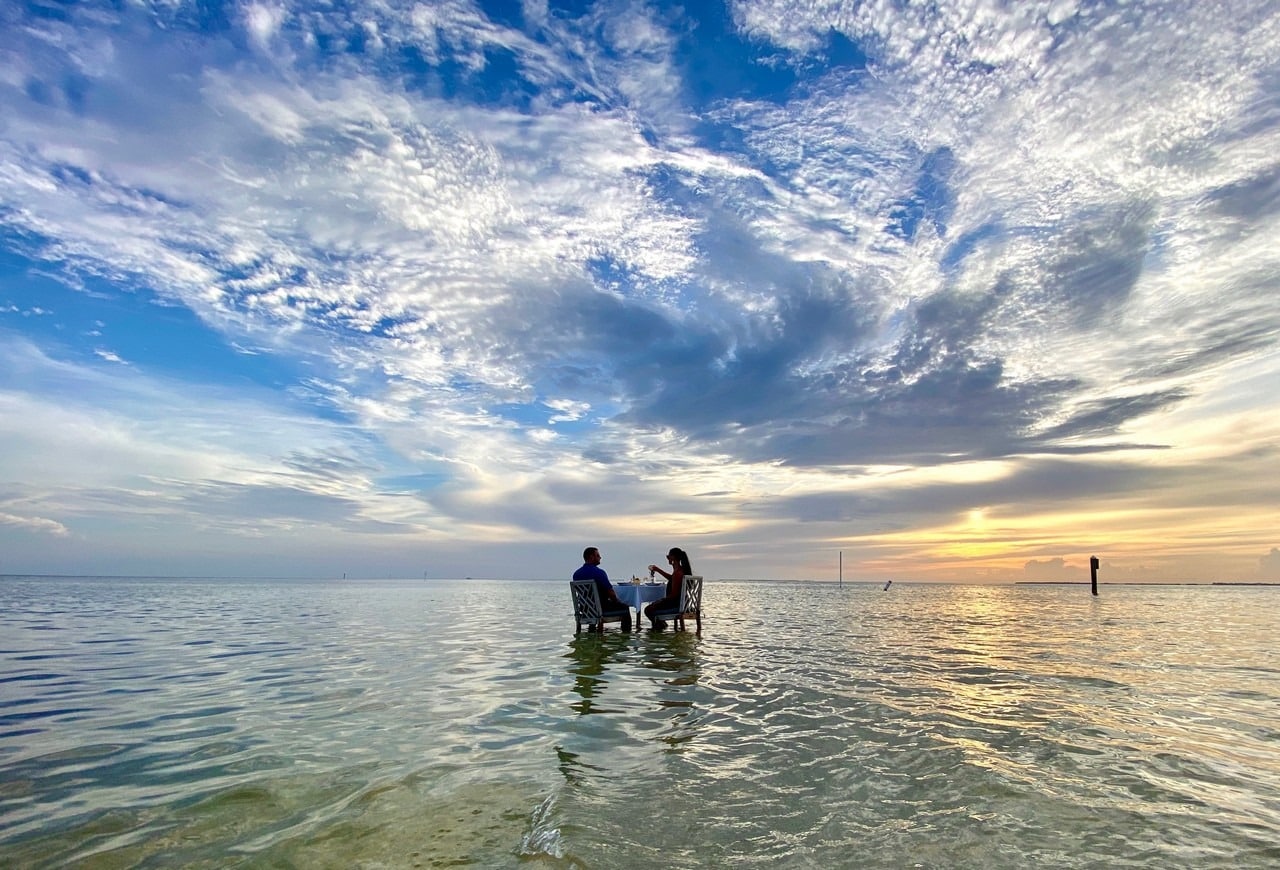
[0,578,1277,867]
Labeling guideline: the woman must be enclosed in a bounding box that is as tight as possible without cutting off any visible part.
[644,547,692,630]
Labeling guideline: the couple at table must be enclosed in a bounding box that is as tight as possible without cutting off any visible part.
[573,546,692,630]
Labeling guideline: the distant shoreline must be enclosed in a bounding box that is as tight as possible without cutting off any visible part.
[1014,581,1280,587]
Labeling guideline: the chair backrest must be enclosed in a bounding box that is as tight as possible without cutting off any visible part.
[681,575,703,613]
[570,579,604,623]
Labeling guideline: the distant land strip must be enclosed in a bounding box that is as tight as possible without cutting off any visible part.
[1014,581,1279,586]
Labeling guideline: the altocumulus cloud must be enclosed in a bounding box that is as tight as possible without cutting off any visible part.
[0,0,1277,581]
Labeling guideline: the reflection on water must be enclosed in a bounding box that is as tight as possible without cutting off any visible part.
[1,577,1278,868]
[563,624,704,716]
[564,632,631,715]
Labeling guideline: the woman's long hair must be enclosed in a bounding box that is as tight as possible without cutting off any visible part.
[668,547,692,576]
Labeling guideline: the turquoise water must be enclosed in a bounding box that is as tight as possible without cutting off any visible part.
[1,577,1277,868]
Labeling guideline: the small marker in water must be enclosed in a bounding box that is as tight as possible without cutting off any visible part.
[883,580,892,591]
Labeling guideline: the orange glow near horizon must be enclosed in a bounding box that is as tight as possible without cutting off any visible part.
[834,502,1280,583]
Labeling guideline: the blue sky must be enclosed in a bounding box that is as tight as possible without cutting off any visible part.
[2,0,1278,582]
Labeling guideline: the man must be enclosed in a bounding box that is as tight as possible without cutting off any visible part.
[572,546,632,631]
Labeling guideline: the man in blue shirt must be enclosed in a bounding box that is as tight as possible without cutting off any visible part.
[572,547,632,631]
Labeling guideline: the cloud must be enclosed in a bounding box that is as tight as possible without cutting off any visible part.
[1022,557,1078,581]
[1260,548,1280,581]
[242,3,288,51]
[0,512,69,537]
[93,348,126,364]
[0,1,1277,580]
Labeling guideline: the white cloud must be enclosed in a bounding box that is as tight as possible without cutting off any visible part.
[0,512,69,537]
[546,399,589,423]
[242,3,288,51]
[93,348,126,364]
[0,1,1277,580]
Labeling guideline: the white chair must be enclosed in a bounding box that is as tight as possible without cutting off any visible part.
[570,579,629,633]
[649,575,703,632]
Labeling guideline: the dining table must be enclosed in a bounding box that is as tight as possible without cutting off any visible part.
[613,581,667,627]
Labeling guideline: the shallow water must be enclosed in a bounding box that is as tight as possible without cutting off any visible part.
[1,577,1277,868]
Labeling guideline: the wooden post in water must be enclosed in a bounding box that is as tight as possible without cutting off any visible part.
[838,550,843,587]
[1090,556,1099,596]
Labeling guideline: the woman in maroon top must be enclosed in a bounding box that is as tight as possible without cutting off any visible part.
[644,547,691,630]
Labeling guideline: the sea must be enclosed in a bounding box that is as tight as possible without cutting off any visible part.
[0,576,1277,868]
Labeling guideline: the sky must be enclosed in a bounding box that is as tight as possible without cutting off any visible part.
[1,0,1278,584]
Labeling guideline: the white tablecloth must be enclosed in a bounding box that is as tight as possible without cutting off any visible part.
[613,583,667,623]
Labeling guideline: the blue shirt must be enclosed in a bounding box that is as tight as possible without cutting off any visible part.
[572,563,614,601]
